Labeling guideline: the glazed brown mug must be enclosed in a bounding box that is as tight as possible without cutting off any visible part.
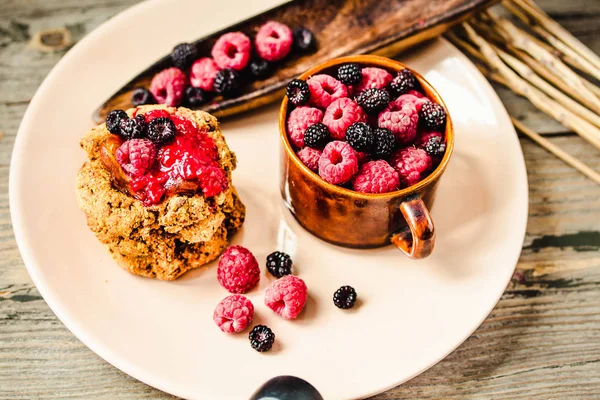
[279,55,454,259]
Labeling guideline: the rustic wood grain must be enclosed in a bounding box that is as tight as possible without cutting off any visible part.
[1,0,599,399]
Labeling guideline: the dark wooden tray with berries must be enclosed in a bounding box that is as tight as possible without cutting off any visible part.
[93,0,495,123]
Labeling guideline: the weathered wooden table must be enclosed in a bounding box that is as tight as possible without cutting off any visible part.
[1,0,599,398]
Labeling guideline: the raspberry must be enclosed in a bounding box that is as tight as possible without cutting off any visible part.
[213,295,254,334]
[378,98,418,145]
[255,21,293,62]
[143,109,172,122]
[106,109,128,135]
[333,286,357,309]
[116,139,157,178]
[266,251,293,278]
[322,97,365,140]
[211,32,251,71]
[213,68,241,98]
[391,147,432,187]
[171,42,199,70]
[264,275,307,320]
[389,68,419,97]
[147,116,176,145]
[303,123,330,149]
[372,127,396,159]
[355,67,393,93]
[217,245,260,294]
[307,74,348,109]
[150,67,187,107]
[292,27,316,53]
[354,150,370,165]
[131,87,155,107]
[318,140,359,184]
[120,114,148,140]
[198,163,228,197]
[419,101,447,131]
[190,57,220,92]
[249,59,272,79]
[397,92,429,112]
[184,86,207,107]
[287,106,323,148]
[352,160,400,193]
[249,325,275,352]
[286,79,311,106]
[346,122,374,152]
[356,88,390,115]
[337,63,362,85]
[297,147,322,172]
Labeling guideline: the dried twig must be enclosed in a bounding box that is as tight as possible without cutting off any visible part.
[508,0,600,71]
[512,118,600,184]
[462,22,600,149]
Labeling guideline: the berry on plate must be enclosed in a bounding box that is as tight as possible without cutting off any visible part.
[211,32,251,71]
[266,251,293,278]
[318,140,359,184]
[352,160,399,193]
[150,67,187,107]
[184,86,207,107]
[322,97,365,140]
[255,21,294,62]
[307,74,348,109]
[292,27,316,53]
[213,295,254,334]
[131,87,155,107]
[287,106,324,148]
[264,275,308,320]
[333,286,357,309]
[217,245,260,294]
[214,68,241,98]
[249,59,272,79]
[391,147,432,187]
[190,57,220,92]
[249,325,275,352]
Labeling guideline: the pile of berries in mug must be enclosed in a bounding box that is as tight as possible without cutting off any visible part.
[131,21,316,108]
[285,64,448,193]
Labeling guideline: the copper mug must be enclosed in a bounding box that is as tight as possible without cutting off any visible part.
[279,55,454,258]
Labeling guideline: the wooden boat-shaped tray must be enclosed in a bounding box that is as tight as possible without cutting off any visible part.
[93,0,494,123]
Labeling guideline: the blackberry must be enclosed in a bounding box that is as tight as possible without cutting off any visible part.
[106,109,128,135]
[119,114,148,140]
[419,102,447,131]
[345,122,374,153]
[147,116,176,144]
[356,88,390,114]
[304,123,330,149]
[333,286,357,309]
[249,59,272,79]
[214,68,241,98]
[266,251,293,278]
[171,42,198,70]
[423,136,446,158]
[286,79,310,106]
[337,63,362,86]
[389,68,419,97]
[293,27,316,53]
[249,325,275,352]
[372,128,396,159]
[131,87,155,107]
[184,86,207,107]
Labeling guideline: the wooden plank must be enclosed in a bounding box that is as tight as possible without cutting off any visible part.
[0,0,599,398]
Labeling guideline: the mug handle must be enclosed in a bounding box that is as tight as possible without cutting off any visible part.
[391,196,435,259]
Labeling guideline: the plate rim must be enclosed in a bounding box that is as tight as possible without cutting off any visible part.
[9,2,529,398]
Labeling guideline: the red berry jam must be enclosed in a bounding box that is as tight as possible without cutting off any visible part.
[112,109,228,206]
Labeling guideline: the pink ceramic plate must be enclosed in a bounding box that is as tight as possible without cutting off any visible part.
[10,0,528,398]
